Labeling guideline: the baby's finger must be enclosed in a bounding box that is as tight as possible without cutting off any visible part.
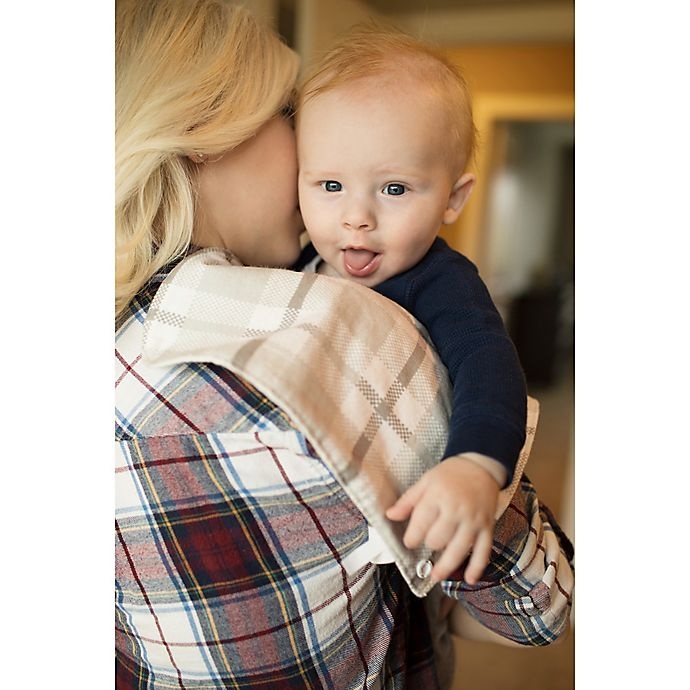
[430,524,475,582]
[402,501,439,549]
[385,480,424,521]
[462,528,493,585]
[423,515,457,551]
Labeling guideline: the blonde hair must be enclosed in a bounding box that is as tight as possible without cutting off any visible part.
[298,24,476,174]
[116,0,298,319]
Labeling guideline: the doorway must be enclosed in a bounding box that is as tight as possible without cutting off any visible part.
[483,119,574,387]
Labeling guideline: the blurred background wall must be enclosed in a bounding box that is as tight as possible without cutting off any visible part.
[244,2,575,688]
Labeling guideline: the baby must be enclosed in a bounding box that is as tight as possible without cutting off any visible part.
[294,26,527,584]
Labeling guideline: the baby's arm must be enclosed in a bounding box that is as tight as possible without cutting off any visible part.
[385,454,505,584]
[376,240,528,582]
[375,239,527,484]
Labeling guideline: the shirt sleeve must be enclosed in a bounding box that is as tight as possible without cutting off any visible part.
[374,239,527,485]
[441,474,574,646]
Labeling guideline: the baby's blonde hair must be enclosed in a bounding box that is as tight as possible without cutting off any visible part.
[116,0,298,319]
[298,24,476,175]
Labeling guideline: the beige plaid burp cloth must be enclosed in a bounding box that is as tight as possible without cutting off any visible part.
[143,248,538,596]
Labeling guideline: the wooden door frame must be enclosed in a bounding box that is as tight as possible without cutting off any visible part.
[443,92,575,277]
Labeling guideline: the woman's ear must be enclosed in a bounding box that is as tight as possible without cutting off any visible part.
[443,172,476,225]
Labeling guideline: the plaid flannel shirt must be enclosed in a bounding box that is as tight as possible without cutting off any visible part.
[116,250,573,689]
[116,272,445,689]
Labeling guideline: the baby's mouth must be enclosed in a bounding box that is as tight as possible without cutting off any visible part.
[343,248,381,278]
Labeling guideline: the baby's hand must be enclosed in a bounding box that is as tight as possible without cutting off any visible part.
[385,455,500,584]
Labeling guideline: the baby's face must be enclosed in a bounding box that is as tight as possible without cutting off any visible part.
[297,82,459,287]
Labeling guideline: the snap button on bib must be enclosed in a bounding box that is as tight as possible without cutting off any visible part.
[416,559,433,579]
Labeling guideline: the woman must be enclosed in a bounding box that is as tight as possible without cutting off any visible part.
[116,2,445,687]
[116,2,572,688]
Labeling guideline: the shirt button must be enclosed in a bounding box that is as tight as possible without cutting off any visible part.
[416,559,433,579]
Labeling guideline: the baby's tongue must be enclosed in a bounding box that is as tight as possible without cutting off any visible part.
[344,248,376,270]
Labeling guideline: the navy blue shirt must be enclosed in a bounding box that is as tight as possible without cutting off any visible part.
[294,238,526,484]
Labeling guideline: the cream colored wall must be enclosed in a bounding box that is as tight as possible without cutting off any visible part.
[295,0,384,71]
[391,1,574,44]
[239,1,381,75]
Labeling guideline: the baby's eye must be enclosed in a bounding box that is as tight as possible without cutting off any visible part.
[382,183,406,196]
[321,180,342,192]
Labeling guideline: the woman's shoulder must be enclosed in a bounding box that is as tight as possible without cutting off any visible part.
[115,271,295,442]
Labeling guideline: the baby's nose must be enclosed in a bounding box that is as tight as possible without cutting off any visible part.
[342,202,376,231]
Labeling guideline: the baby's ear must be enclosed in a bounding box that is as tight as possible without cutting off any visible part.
[443,173,476,225]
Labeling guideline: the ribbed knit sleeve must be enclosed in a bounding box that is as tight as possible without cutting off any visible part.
[375,238,527,485]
